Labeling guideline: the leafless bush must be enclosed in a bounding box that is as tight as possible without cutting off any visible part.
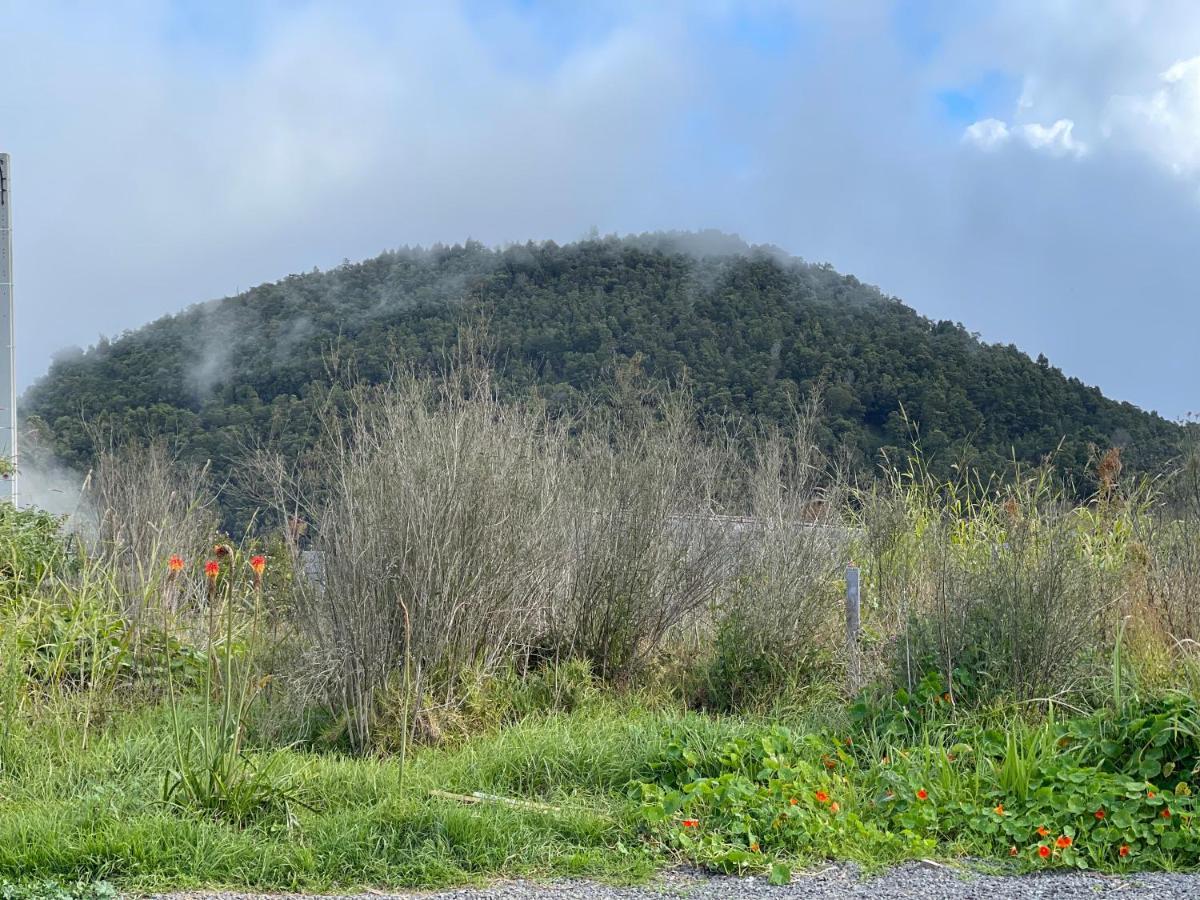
[1144,447,1200,642]
[700,413,848,707]
[83,440,219,622]
[285,366,570,750]
[546,396,740,680]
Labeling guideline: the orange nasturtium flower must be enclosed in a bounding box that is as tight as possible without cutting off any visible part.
[1038,845,1050,859]
[829,801,840,814]
[1161,807,1172,819]
[1037,826,1050,838]
[815,790,829,804]
[1095,809,1106,820]
[1056,835,1072,849]
[916,789,928,801]
[789,797,798,806]
[681,819,699,828]
[250,555,266,576]
[204,560,220,579]
[167,555,185,573]
[994,803,1005,816]
[1009,846,1018,857]
[749,841,760,853]
[1119,845,1130,858]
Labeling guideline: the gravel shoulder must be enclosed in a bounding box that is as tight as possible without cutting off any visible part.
[149,862,1200,900]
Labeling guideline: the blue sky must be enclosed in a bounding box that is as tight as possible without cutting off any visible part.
[3,0,1200,419]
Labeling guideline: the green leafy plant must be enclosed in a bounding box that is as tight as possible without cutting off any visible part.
[163,551,308,828]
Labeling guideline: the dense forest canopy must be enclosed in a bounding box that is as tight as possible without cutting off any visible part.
[23,232,1183,504]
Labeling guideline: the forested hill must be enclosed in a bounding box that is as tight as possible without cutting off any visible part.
[24,234,1182,493]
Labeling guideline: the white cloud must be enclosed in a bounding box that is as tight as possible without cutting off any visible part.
[1020,119,1087,157]
[1107,54,1200,177]
[963,118,1011,149]
[962,117,1086,157]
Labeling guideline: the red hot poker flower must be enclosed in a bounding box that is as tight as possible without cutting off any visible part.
[250,555,266,576]
[168,555,185,573]
[204,560,220,579]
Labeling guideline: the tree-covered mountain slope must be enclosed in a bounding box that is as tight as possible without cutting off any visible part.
[23,234,1182,491]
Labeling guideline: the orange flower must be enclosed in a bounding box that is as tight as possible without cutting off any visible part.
[204,560,220,579]
[829,801,840,813]
[749,841,760,853]
[1161,807,1172,819]
[1036,826,1049,838]
[250,554,266,576]
[822,757,837,769]
[1148,790,1155,798]
[1009,846,1018,857]
[789,797,798,806]
[167,555,185,573]
[681,819,699,828]
[1056,835,1072,849]
[994,803,1005,816]
[1094,809,1105,820]
[1038,845,1050,859]
[815,790,829,804]
[1119,845,1130,858]
[916,789,928,801]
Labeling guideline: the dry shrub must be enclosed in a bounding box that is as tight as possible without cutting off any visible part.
[274,362,849,747]
[700,416,848,710]
[285,366,568,750]
[1143,447,1200,643]
[83,440,219,623]
[547,396,740,680]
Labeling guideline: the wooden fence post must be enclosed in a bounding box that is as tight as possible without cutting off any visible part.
[846,562,861,692]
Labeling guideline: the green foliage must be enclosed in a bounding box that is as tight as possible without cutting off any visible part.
[0,881,116,900]
[0,505,71,600]
[163,579,306,828]
[632,695,1200,879]
[24,236,1183,530]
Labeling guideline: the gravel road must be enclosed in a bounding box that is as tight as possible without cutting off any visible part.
[151,862,1200,900]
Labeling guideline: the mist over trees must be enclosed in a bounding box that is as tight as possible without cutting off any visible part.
[22,233,1182,517]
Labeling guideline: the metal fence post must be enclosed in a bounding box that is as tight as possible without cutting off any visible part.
[846,562,861,692]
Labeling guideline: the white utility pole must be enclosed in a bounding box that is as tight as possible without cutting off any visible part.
[0,153,17,504]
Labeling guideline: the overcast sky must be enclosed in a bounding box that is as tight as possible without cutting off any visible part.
[2,0,1199,418]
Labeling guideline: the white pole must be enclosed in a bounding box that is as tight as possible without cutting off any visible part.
[0,153,17,504]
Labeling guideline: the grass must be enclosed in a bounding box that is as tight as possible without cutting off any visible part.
[9,679,1199,891]
[0,695,694,890]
